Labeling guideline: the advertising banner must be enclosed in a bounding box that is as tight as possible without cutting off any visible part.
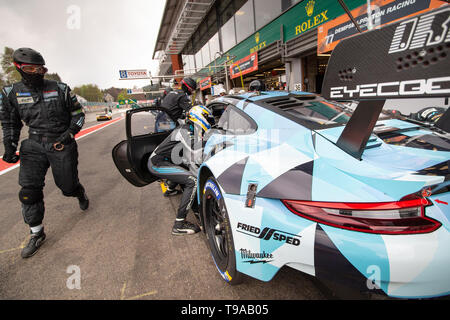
[199,77,212,91]
[321,6,450,100]
[119,69,149,80]
[127,88,144,94]
[229,52,258,79]
[118,99,137,105]
[317,0,445,54]
[204,0,368,74]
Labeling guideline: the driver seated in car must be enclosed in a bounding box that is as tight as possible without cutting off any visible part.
[147,105,212,235]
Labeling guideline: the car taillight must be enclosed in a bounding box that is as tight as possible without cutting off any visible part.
[282,197,441,235]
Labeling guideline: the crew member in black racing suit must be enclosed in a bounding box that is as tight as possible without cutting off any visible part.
[161,77,196,122]
[160,78,197,196]
[0,48,89,258]
[154,86,172,107]
[147,105,212,235]
[154,87,174,133]
[162,86,173,99]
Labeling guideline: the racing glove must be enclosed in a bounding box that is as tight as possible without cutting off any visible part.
[2,142,19,163]
[56,130,75,145]
[1,87,22,163]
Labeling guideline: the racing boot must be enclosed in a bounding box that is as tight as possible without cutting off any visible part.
[21,228,46,259]
[77,185,89,211]
[163,181,182,197]
[172,219,200,235]
[164,188,182,197]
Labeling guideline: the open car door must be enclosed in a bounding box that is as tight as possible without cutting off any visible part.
[112,107,177,187]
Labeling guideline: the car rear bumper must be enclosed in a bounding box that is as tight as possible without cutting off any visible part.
[223,194,450,298]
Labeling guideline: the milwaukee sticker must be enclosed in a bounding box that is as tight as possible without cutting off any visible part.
[239,248,274,264]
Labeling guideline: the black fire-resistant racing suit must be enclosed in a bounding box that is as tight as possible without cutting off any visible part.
[159,89,194,192]
[160,89,192,121]
[0,79,86,227]
[147,124,197,221]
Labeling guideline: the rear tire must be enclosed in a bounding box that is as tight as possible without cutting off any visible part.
[202,177,242,285]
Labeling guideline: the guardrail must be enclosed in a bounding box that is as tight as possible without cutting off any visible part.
[81,102,121,114]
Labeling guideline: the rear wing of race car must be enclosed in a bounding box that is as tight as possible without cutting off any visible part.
[321,5,450,160]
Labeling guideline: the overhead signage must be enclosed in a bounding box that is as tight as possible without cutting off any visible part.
[118,99,137,105]
[119,69,149,80]
[229,52,258,79]
[249,32,267,54]
[127,88,144,94]
[317,0,444,54]
[294,0,330,36]
[199,77,212,91]
[204,0,368,73]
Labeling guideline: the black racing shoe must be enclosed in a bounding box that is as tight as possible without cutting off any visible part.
[77,187,89,211]
[172,220,201,235]
[21,229,46,259]
[164,188,182,197]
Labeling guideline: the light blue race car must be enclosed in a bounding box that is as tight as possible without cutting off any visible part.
[113,90,449,299]
[113,7,450,299]
[198,91,449,299]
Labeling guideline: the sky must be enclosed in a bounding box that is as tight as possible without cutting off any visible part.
[0,0,166,90]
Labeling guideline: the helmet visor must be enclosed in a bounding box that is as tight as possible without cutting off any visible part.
[14,62,48,75]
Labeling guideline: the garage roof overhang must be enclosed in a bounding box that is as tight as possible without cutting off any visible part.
[153,0,215,75]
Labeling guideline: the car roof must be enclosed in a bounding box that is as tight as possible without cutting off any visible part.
[235,90,314,102]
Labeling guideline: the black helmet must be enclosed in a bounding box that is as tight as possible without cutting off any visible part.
[13,48,45,65]
[249,80,266,92]
[181,77,197,94]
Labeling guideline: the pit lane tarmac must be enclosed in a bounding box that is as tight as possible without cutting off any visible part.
[0,115,354,300]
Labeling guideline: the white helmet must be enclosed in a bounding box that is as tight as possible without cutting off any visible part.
[188,105,212,132]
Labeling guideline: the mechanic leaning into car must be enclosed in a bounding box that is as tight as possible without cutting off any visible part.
[161,77,197,122]
[147,105,212,235]
[159,77,197,196]
[0,48,89,258]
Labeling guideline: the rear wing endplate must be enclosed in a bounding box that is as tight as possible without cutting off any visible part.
[321,5,450,159]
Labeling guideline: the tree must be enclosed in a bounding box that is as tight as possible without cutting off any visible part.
[44,73,62,82]
[73,84,103,102]
[102,87,126,101]
[0,72,5,88]
[1,47,21,84]
[117,89,131,102]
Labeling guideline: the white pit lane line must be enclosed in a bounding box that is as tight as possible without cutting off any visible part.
[0,116,124,176]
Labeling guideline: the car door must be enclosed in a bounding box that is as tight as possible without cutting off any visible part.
[112,106,177,187]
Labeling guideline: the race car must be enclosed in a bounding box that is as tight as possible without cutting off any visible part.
[96,108,113,121]
[112,92,449,299]
[112,7,449,299]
